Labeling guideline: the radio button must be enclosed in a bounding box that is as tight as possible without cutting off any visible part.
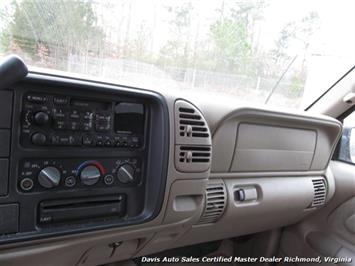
[82,135,95,146]
[114,137,122,147]
[96,136,104,146]
[104,174,114,185]
[83,111,94,120]
[52,109,66,120]
[53,120,66,130]
[69,110,80,120]
[95,123,110,132]
[64,176,76,187]
[51,135,60,145]
[59,136,70,145]
[95,113,111,121]
[121,137,128,147]
[104,139,114,147]
[82,122,92,131]
[59,135,76,145]
[131,136,140,148]
[69,121,79,131]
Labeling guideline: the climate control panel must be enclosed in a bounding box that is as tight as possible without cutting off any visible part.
[18,158,142,192]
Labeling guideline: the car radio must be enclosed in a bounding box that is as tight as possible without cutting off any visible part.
[20,92,145,148]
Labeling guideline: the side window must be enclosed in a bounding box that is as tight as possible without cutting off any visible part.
[338,111,355,163]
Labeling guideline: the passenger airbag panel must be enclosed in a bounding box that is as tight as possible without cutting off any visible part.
[231,123,316,171]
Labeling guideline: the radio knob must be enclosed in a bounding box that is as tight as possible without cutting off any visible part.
[31,132,47,145]
[34,111,50,126]
[80,165,101,186]
[117,164,135,184]
[38,166,61,188]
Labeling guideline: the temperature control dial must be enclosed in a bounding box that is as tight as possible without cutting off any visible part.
[80,165,101,186]
[116,164,135,184]
[38,166,61,188]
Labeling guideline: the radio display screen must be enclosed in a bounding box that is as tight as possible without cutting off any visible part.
[114,102,144,134]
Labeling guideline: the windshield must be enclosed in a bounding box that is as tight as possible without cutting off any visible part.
[1,0,354,109]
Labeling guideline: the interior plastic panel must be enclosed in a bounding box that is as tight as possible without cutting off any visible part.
[232,123,316,171]
[278,161,355,265]
[211,108,342,173]
[170,176,317,248]
[0,69,344,265]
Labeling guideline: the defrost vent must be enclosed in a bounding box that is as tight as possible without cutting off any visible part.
[199,179,227,224]
[174,100,212,173]
[310,178,327,208]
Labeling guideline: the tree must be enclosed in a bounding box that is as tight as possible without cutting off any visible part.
[272,12,320,68]
[208,1,266,74]
[1,0,104,67]
[159,2,193,68]
[269,12,320,99]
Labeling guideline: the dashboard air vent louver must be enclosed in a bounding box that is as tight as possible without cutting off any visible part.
[174,100,212,173]
[178,107,209,138]
[199,179,227,224]
[175,145,211,172]
[178,146,211,164]
[310,178,327,208]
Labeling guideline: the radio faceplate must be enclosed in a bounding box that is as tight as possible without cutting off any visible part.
[21,92,145,149]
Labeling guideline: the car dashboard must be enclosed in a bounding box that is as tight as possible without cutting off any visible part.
[0,64,342,265]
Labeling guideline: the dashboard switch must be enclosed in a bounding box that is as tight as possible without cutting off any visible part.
[104,174,114,185]
[64,176,76,187]
[20,178,34,191]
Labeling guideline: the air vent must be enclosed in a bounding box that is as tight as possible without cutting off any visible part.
[310,178,327,208]
[175,145,211,172]
[199,180,227,224]
[174,100,212,172]
[178,146,211,163]
[178,107,209,138]
[175,100,212,146]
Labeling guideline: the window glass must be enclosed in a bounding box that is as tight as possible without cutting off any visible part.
[0,0,354,109]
